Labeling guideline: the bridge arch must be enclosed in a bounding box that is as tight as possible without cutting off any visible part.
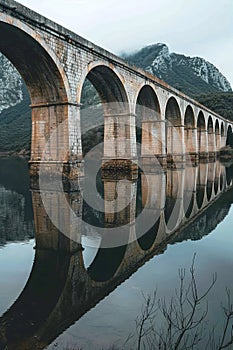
[165,97,183,163]
[184,105,197,161]
[215,120,220,152]
[207,116,215,158]
[135,85,161,158]
[197,111,207,158]
[77,61,130,108]
[0,14,75,170]
[221,122,225,148]
[77,62,136,163]
[226,125,233,148]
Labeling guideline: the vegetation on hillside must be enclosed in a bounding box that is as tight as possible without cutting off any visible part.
[0,84,31,154]
[194,92,233,122]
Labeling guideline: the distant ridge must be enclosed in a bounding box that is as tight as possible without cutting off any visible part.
[123,43,232,96]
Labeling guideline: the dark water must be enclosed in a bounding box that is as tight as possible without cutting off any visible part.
[0,157,233,350]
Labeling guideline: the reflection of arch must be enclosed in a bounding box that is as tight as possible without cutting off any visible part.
[206,163,215,201]
[137,217,160,250]
[1,167,233,349]
[0,18,70,163]
[165,169,182,230]
[221,123,225,148]
[135,85,161,157]
[184,192,194,218]
[0,240,72,349]
[196,183,205,209]
[165,97,183,162]
[226,164,233,186]
[183,166,196,218]
[207,116,215,158]
[220,173,224,191]
[184,106,197,161]
[87,245,127,282]
[214,163,220,195]
[196,163,207,209]
[197,112,207,157]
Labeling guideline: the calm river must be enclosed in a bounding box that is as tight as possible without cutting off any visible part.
[0,157,233,350]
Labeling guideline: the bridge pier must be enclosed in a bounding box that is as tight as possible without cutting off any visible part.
[102,112,138,172]
[167,124,186,165]
[141,119,167,168]
[29,102,83,179]
[198,129,208,160]
[184,126,198,164]
[215,129,221,154]
[208,131,217,161]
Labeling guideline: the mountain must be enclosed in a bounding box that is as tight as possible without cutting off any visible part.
[0,54,31,154]
[0,44,232,154]
[123,43,232,97]
[0,54,24,113]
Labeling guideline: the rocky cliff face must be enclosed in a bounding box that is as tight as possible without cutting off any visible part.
[124,43,232,96]
[0,54,24,113]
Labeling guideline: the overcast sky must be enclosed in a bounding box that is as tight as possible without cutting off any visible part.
[19,0,233,87]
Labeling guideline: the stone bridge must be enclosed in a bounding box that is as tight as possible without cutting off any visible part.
[0,0,233,177]
[0,161,232,349]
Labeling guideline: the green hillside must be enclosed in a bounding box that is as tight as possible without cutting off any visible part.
[0,84,31,154]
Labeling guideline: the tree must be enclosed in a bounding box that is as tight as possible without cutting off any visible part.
[135,255,233,350]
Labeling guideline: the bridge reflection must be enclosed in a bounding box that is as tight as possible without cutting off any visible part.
[0,160,233,350]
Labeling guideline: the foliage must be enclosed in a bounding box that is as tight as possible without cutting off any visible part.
[0,84,31,153]
[193,92,233,121]
[134,255,229,350]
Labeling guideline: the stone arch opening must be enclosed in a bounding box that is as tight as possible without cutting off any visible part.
[83,66,129,107]
[221,123,225,137]
[197,112,207,158]
[221,123,225,148]
[215,120,220,152]
[80,65,134,166]
[184,105,196,162]
[226,125,233,148]
[135,85,161,159]
[0,21,69,167]
[165,97,183,163]
[207,116,215,159]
